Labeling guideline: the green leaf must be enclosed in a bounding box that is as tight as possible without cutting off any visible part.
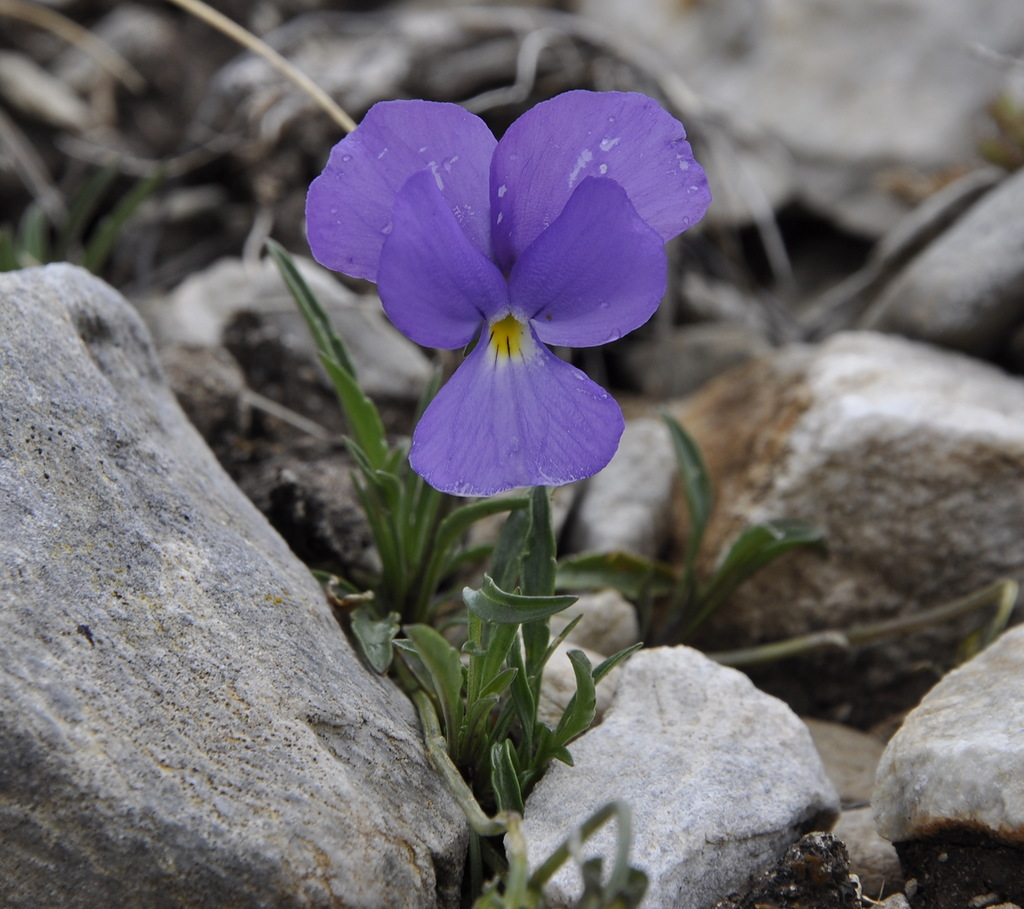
[556,550,677,600]
[522,487,556,597]
[18,203,50,265]
[661,414,714,566]
[0,228,19,271]
[491,505,531,592]
[707,519,826,600]
[267,238,389,468]
[491,741,525,815]
[403,624,465,752]
[591,642,642,686]
[81,166,164,273]
[320,354,389,470]
[553,649,597,747]
[350,606,399,673]
[56,162,119,260]
[464,575,577,626]
[266,237,357,376]
[688,519,826,637]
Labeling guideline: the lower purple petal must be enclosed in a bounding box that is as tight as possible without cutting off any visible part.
[409,327,624,496]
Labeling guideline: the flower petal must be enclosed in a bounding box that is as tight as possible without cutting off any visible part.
[306,100,496,281]
[378,170,509,349]
[490,90,711,270]
[509,177,666,348]
[409,328,624,496]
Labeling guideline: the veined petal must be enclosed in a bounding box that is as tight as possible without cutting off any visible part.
[378,171,509,349]
[509,177,666,348]
[306,100,496,281]
[490,90,711,269]
[410,324,624,496]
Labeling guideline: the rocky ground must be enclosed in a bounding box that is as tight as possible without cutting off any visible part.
[3,1,1024,907]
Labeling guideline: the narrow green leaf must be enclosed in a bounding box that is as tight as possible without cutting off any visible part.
[57,162,119,260]
[491,741,525,815]
[706,519,826,603]
[320,354,389,469]
[19,203,50,265]
[82,166,164,273]
[591,642,642,686]
[491,505,531,592]
[556,550,677,600]
[686,519,826,637]
[266,237,357,377]
[0,228,19,271]
[661,414,713,564]
[350,606,399,673]
[464,575,577,626]
[404,624,465,750]
[522,486,556,597]
[553,650,597,747]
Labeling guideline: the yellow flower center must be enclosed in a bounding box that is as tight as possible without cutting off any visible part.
[488,313,528,362]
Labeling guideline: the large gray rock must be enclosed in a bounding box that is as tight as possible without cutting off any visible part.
[670,332,1024,712]
[578,0,1024,234]
[0,265,466,908]
[860,167,1024,358]
[520,646,839,908]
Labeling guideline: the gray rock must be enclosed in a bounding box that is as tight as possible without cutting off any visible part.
[620,321,772,399]
[803,167,1003,338]
[873,624,1024,844]
[567,417,677,559]
[671,332,1024,712]
[860,167,1024,358]
[804,719,885,808]
[520,646,839,908]
[0,265,466,908]
[578,0,1024,234]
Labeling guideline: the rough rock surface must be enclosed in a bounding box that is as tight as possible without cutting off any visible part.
[874,625,1024,844]
[0,265,466,908]
[860,167,1024,359]
[671,331,1024,717]
[520,646,839,908]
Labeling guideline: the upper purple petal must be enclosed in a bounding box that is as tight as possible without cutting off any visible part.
[490,90,711,270]
[378,170,509,350]
[306,100,496,281]
[509,177,667,348]
[409,327,624,495]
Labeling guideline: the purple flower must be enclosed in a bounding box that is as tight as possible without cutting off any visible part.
[306,90,710,496]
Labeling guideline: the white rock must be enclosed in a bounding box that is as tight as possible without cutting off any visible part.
[0,265,465,907]
[873,625,1024,843]
[567,417,677,559]
[520,646,839,908]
